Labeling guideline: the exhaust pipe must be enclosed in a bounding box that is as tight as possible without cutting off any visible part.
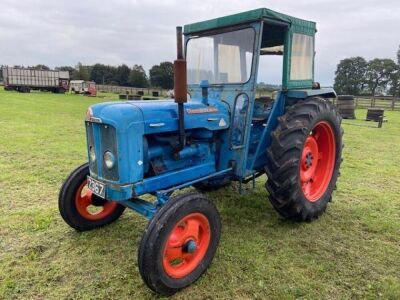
[174,26,187,151]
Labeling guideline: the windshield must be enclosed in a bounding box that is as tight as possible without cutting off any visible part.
[186,28,255,85]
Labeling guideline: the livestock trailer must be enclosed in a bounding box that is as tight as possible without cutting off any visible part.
[2,67,69,93]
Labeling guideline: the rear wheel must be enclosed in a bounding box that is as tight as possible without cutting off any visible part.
[138,192,221,296]
[265,98,343,221]
[59,163,125,231]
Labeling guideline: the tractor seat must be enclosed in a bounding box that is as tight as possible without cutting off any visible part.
[252,96,274,121]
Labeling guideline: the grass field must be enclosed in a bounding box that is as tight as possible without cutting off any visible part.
[0,88,399,299]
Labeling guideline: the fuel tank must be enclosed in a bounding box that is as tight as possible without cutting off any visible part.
[89,98,230,133]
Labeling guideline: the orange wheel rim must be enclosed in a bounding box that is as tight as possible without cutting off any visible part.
[162,213,211,278]
[300,121,336,202]
[75,179,118,221]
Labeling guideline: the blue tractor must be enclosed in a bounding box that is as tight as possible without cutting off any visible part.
[59,8,343,295]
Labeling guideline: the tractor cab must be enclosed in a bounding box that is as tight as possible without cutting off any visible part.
[183,8,335,176]
[59,8,342,296]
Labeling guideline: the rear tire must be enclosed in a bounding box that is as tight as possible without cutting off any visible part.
[138,192,221,295]
[265,98,343,221]
[59,163,125,231]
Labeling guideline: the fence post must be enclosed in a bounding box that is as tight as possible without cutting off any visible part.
[355,97,358,108]
[392,97,395,110]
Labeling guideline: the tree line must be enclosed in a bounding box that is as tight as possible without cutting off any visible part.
[334,45,400,97]
[58,62,174,89]
[0,62,174,89]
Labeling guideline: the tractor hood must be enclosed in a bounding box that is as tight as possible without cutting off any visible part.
[88,98,230,133]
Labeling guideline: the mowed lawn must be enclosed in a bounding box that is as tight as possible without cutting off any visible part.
[0,88,399,299]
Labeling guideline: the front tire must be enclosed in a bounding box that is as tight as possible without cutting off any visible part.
[58,163,125,231]
[265,98,343,221]
[138,192,221,296]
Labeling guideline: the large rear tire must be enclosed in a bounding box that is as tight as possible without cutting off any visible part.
[265,98,343,221]
[59,163,126,231]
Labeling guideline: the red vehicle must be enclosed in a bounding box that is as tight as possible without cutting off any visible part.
[70,80,97,96]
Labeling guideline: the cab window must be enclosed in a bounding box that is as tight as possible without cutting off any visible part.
[290,33,314,80]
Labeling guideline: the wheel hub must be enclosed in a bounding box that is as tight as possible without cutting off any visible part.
[299,121,336,202]
[304,152,314,169]
[91,194,107,206]
[300,135,319,183]
[183,240,197,253]
[75,179,119,221]
[162,213,211,278]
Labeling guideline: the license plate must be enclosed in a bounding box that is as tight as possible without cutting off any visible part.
[87,176,105,198]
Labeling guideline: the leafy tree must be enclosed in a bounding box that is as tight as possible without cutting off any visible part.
[149,62,174,89]
[0,65,4,82]
[389,65,400,97]
[333,57,367,95]
[75,62,90,81]
[34,64,50,70]
[90,64,117,84]
[397,44,400,65]
[114,64,131,86]
[392,45,400,97]
[365,58,397,96]
[128,64,148,87]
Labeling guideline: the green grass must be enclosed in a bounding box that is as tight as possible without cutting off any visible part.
[0,88,399,299]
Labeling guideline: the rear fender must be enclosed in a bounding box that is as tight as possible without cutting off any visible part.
[287,88,337,99]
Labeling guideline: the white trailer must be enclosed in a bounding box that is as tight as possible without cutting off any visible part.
[2,67,70,93]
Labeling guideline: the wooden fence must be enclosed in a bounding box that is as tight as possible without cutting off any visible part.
[353,96,400,111]
[329,96,400,111]
[97,84,167,97]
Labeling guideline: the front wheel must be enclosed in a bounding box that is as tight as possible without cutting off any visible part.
[58,163,125,231]
[138,192,221,296]
[265,98,343,221]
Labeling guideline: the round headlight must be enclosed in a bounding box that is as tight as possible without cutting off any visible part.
[104,151,115,169]
[89,146,96,162]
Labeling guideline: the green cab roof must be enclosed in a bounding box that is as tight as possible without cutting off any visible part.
[183,8,316,35]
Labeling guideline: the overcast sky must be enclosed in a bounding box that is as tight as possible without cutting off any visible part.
[1,0,399,86]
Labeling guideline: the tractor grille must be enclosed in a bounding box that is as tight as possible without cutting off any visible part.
[86,122,97,176]
[86,122,119,181]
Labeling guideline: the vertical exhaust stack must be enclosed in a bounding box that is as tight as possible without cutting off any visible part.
[174,26,187,151]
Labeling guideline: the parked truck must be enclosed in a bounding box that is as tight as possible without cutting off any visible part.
[69,80,97,96]
[2,67,69,93]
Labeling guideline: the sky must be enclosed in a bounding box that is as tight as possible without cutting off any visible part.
[0,0,399,86]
